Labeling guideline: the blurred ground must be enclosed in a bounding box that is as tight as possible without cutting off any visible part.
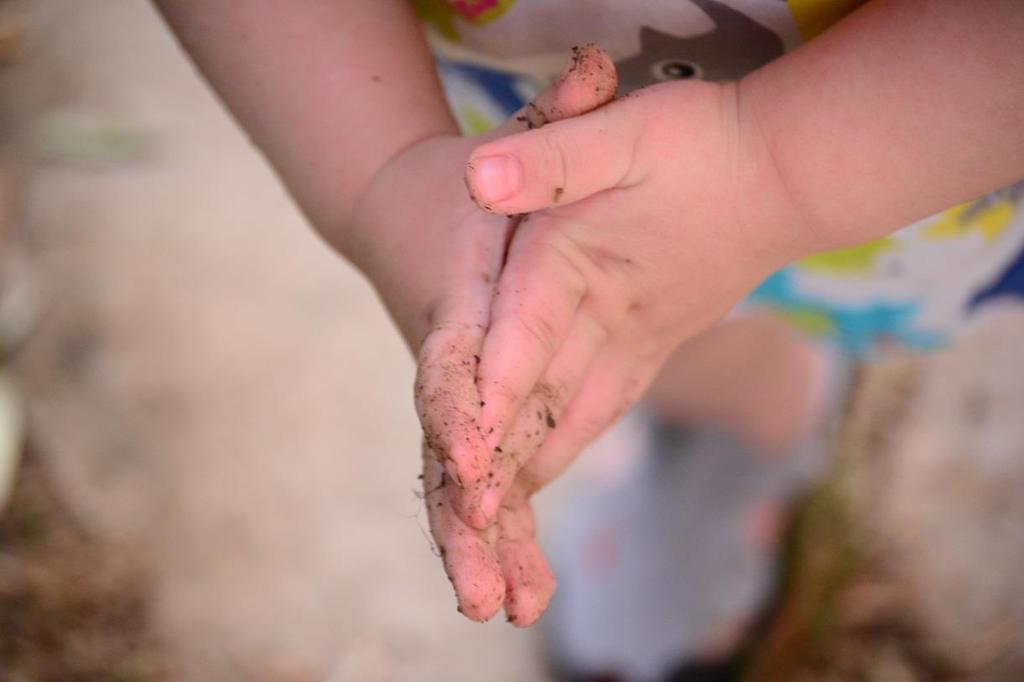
[749,307,1024,682]
[0,1,548,680]
[0,453,170,681]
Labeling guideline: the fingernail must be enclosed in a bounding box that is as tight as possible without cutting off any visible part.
[470,155,522,204]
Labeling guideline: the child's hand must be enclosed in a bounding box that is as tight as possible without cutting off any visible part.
[350,47,619,625]
[464,78,801,456]
[438,77,806,618]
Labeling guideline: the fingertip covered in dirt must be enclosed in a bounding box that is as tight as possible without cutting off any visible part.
[464,44,618,212]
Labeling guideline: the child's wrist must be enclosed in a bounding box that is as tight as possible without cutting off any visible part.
[318,129,464,265]
[346,131,465,247]
[332,131,476,348]
[729,77,821,271]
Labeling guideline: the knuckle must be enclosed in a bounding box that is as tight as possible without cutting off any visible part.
[539,129,571,190]
[536,378,570,414]
[543,234,589,300]
[516,311,561,358]
[490,380,522,411]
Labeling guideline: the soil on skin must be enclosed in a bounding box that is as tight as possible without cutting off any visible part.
[0,451,171,681]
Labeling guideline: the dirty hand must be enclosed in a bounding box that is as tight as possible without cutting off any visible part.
[351,47,618,626]
[440,72,806,620]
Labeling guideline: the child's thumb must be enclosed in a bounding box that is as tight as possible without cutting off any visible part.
[465,45,629,214]
[466,95,641,214]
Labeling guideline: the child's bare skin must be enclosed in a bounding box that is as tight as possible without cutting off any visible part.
[157,0,1024,627]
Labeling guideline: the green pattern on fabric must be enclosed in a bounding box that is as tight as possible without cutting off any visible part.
[799,237,899,275]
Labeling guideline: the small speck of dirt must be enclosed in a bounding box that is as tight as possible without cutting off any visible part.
[553,187,564,202]
[495,446,503,454]
[523,101,548,129]
[545,410,557,429]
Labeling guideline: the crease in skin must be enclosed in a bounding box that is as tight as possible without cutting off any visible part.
[499,214,524,270]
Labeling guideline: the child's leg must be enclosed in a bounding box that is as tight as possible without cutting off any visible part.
[643,313,830,455]
[543,315,843,681]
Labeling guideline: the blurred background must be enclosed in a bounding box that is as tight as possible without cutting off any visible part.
[0,1,548,679]
[1,2,1024,681]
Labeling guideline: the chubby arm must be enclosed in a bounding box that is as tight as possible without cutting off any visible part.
[743,0,1024,256]
[154,0,458,264]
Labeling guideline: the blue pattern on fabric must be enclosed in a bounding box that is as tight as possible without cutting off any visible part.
[751,270,945,355]
[439,60,528,115]
[970,243,1024,310]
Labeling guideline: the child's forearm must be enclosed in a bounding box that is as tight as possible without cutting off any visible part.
[155,0,458,256]
[742,0,1024,256]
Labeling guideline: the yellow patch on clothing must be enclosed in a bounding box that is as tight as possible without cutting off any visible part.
[775,306,836,336]
[457,104,498,135]
[799,236,898,275]
[787,0,865,41]
[923,200,1015,244]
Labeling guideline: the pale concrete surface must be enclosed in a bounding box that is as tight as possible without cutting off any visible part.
[10,2,549,679]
